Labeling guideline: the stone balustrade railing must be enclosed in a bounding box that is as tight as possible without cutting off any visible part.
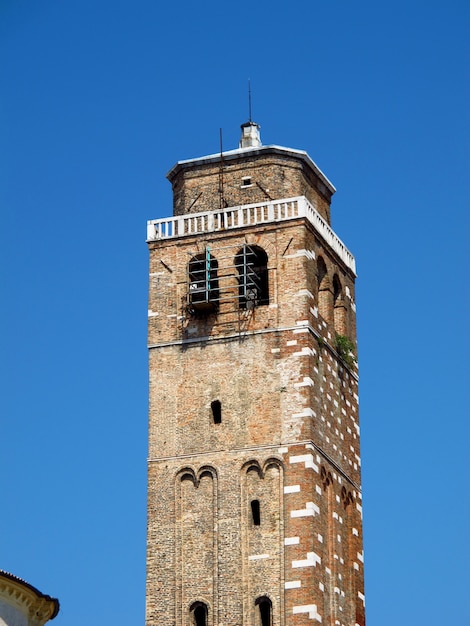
[147,196,355,274]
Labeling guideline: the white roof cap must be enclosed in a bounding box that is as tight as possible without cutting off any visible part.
[239,121,262,148]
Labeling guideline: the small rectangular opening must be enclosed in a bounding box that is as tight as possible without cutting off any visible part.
[241,176,252,188]
[251,499,260,525]
[211,400,222,424]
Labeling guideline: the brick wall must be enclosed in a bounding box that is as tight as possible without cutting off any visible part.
[168,149,333,224]
[146,147,365,626]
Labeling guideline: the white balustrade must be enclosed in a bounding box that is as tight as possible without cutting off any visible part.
[147,196,355,274]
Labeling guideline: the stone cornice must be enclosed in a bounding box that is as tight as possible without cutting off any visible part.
[166,144,336,194]
[0,571,59,623]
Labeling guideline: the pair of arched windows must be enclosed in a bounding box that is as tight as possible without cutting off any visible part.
[188,245,269,313]
[190,597,272,626]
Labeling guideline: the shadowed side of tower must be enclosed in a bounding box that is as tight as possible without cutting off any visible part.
[146,122,365,626]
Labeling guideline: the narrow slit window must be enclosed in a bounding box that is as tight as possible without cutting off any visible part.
[194,606,206,626]
[241,176,252,187]
[191,602,208,626]
[251,499,261,526]
[211,400,222,424]
[255,597,272,626]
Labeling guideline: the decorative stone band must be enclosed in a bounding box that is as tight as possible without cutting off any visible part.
[147,195,356,275]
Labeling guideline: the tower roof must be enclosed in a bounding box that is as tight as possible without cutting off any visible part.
[167,128,336,195]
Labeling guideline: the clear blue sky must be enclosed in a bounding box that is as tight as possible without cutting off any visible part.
[1,1,468,624]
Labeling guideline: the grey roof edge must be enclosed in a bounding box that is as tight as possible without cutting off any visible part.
[166,144,336,194]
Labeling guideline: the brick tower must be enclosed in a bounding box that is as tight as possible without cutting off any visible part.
[146,122,365,626]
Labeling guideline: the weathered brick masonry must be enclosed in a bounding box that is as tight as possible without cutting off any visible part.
[146,123,365,626]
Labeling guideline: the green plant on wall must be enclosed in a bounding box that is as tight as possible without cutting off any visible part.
[335,334,356,369]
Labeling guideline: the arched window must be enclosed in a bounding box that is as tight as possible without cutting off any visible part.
[188,248,219,314]
[235,245,269,309]
[317,256,333,325]
[317,255,327,287]
[190,602,208,626]
[255,596,272,626]
[333,273,347,335]
[333,273,342,302]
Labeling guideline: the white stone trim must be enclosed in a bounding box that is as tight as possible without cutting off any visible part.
[291,502,320,518]
[284,485,301,494]
[293,604,322,621]
[294,377,314,388]
[147,195,355,274]
[248,554,270,561]
[285,580,301,589]
[284,537,300,546]
[292,552,321,568]
[289,453,319,472]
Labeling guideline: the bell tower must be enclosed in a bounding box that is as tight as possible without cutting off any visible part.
[146,122,365,626]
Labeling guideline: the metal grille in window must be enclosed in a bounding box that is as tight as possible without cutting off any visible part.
[188,248,219,314]
[235,245,269,309]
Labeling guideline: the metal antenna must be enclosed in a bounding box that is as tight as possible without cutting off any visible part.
[248,79,252,122]
[218,128,225,210]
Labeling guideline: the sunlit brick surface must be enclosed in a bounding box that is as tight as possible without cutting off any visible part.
[146,139,365,626]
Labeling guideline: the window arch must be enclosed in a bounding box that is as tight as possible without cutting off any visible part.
[255,596,272,626]
[190,601,208,626]
[188,248,219,314]
[333,273,347,335]
[317,255,327,287]
[333,273,342,302]
[235,245,269,309]
[317,256,333,324]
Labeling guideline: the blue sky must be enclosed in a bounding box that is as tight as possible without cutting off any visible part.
[0,1,468,624]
